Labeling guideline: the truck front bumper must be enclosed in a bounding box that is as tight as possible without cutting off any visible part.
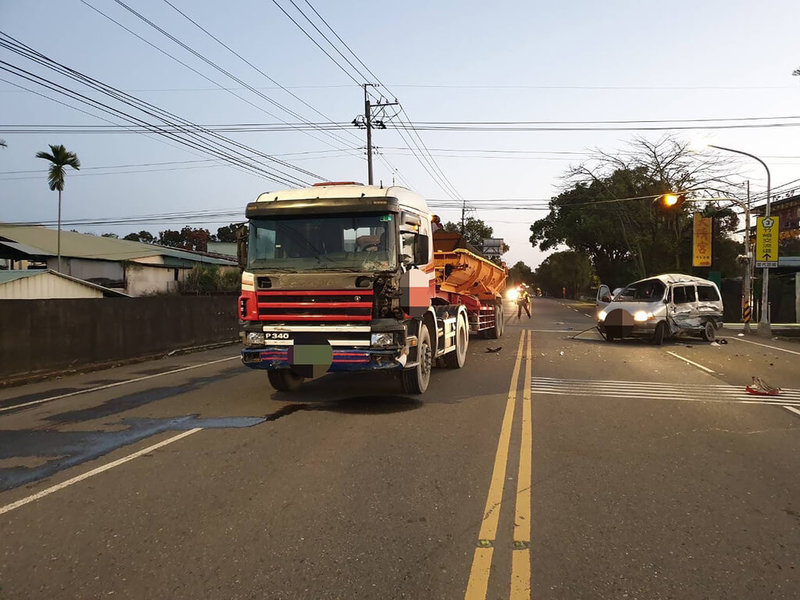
[241,346,405,372]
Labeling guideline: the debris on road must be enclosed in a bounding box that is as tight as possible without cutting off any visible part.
[485,346,502,353]
[746,376,782,396]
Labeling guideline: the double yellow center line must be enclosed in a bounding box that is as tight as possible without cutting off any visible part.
[465,330,533,600]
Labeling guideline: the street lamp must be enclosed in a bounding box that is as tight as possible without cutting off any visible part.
[655,192,753,333]
[708,145,771,338]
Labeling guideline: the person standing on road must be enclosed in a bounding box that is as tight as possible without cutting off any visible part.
[517,285,531,319]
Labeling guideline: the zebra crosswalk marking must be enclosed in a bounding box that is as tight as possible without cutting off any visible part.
[531,377,800,408]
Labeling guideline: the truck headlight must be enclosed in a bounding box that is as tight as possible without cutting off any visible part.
[633,310,653,322]
[597,309,607,322]
[246,332,266,346]
[371,332,394,347]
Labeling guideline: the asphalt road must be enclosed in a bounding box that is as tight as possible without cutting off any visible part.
[1,297,798,599]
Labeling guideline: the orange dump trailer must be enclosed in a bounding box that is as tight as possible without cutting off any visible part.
[432,231,507,337]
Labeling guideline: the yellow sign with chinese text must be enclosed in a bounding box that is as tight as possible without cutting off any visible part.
[692,213,712,267]
[755,216,779,268]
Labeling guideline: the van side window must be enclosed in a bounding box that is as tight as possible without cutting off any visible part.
[697,285,720,301]
[672,286,696,304]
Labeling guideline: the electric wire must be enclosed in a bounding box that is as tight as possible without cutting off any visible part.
[92,0,348,172]
[0,32,314,186]
[160,0,365,150]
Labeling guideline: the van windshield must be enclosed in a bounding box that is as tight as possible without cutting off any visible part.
[615,279,666,302]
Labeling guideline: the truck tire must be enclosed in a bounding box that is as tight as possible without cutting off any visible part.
[701,320,716,342]
[401,325,432,394]
[487,304,504,339]
[268,369,305,392]
[444,314,468,368]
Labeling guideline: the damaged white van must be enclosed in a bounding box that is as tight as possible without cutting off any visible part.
[596,274,724,344]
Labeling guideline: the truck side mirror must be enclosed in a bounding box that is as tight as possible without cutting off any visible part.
[236,225,248,270]
[414,235,429,265]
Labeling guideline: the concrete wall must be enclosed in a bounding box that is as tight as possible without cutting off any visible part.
[126,264,182,296]
[0,295,239,382]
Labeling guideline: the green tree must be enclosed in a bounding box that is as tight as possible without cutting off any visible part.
[444,217,493,247]
[508,261,533,288]
[101,232,119,239]
[181,265,240,294]
[158,227,211,252]
[534,251,594,298]
[443,217,510,260]
[123,230,156,243]
[530,136,738,288]
[213,223,244,243]
[36,144,81,272]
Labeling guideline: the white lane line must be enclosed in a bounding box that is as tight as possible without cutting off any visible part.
[0,428,202,516]
[665,351,715,374]
[583,313,592,318]
[728,337,800,356]
[0,356,239,414]
[784,406,800,417]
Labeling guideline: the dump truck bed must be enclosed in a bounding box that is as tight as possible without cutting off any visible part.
[432,231,506,300]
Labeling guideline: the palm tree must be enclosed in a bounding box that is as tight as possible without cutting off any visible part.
[36,144,80,272]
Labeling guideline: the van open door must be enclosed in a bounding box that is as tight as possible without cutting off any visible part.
[596,284,612,316]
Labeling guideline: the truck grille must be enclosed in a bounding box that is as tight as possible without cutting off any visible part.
[256,289,374,323]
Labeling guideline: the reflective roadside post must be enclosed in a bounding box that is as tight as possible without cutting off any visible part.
[708,145,771,338]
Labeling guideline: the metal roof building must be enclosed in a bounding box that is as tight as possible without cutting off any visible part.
[0,269,130,299]
[0,224,237,296]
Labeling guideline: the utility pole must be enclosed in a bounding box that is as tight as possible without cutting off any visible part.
[743,181,752,333]
[364,85,373,185]
[353,84,398,186]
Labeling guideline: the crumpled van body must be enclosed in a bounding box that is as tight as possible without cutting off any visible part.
[595,273,724,344]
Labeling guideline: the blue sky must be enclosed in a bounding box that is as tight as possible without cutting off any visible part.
[1,0,799,269]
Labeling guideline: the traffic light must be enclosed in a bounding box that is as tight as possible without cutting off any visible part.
[655,193,686,209]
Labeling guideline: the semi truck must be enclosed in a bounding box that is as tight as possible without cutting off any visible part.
[237,182,506,394]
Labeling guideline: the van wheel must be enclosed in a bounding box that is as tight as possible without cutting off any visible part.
[652,322,667,346]
[402,325,432,394]
[268,369,304,392]
[444,314,468,368]
[701,321,716,342]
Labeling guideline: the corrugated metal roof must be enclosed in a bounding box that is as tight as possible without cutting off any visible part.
[0,269,44,283]
[0,224,236,266]
[0,269,130,297]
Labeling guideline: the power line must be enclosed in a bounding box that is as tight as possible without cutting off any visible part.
[160,0,365,152]
[94,0,359,163]
[0,32,316,186]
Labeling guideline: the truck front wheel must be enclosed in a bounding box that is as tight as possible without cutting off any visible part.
[268,369,305,392]
[402,325,432,394]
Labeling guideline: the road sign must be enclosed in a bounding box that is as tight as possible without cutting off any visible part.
[692,213,712,267]
[755,216,779,268]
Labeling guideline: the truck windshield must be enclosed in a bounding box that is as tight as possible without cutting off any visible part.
[247,214,397,271]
